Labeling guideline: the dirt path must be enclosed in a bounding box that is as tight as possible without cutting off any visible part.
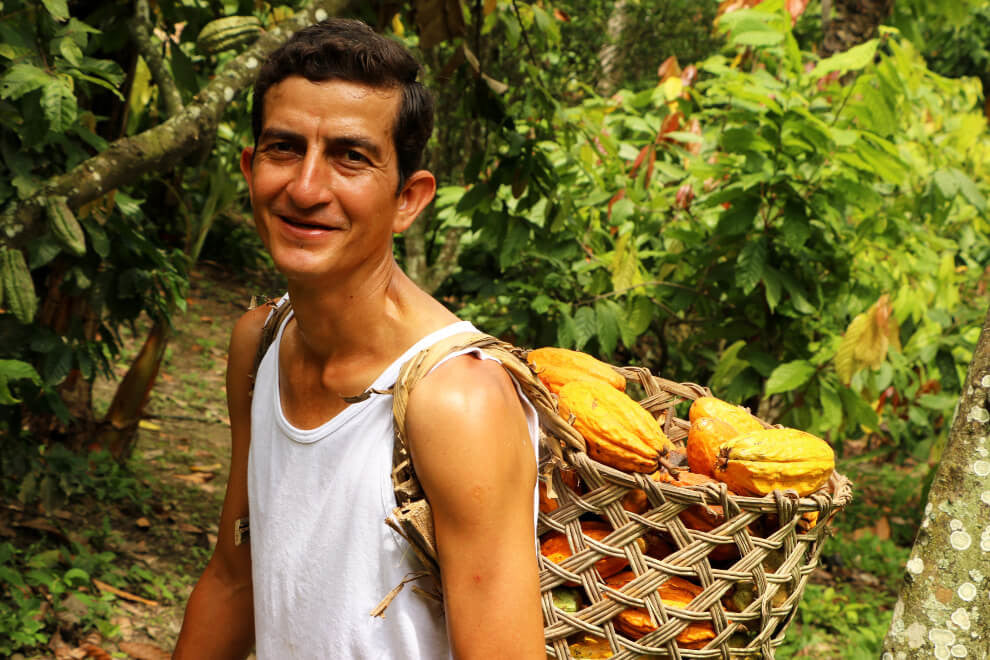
[82,265,272,656]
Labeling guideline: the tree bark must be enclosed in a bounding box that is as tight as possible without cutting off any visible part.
[882,305,990,659]
[821,0,894,57]
[0,0,352,248]
[596,0,631,97]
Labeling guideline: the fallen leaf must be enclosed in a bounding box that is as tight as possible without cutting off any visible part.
[92,578,159,607]
[138,420,161,431]
[136,517,151,529]
[177,522,203,534]
[119,640,172,660]
[81,643,113,660]
[189,463,222,473]
[173,473,211,485]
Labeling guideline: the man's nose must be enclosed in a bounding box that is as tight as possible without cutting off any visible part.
[286,152,334,209]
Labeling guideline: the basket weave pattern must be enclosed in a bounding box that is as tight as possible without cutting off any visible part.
[387,334,852,659]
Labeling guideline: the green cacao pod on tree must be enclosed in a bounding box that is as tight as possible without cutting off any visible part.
[1,247,38,324]
[196,16,263,55]
[46,196,86,256]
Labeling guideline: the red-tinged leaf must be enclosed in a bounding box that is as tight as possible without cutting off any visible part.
[786,0,810,23]
[628,145,649,178]
[716,0,762,19]
[680,64,698,87]
[607,189,627,219]
[658,111,682,141]
[118,641,172,660]
[657,55,681,82]
[553,8,570,21]
[644,148,656,187]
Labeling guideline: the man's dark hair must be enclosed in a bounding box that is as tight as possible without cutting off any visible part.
[251,18,434,190]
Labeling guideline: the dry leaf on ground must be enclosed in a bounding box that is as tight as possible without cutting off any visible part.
[119,640,173,660]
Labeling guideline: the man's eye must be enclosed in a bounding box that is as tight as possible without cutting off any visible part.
[344,150,366,162]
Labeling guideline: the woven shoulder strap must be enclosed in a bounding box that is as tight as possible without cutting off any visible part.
[389,331,583,508]
[249,297,294,394]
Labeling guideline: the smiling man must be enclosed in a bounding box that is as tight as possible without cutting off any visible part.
[173,18,544,659]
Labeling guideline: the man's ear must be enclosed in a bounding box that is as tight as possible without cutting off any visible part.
[392,169,437,234]
[240,146,255,185]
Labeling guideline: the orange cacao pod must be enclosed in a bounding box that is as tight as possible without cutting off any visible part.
[558,380,672,473]
[605,572,715,644]
[526,346,625,394]
[687,416,740,477]
[715,428,835,496]
[688,396,764,433]
[540,521,644,581]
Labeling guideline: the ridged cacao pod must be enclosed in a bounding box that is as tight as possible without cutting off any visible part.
[540,521,644,582]
[604,572,715,645]
[46,196,86,256]
[689,396,765,433]
[715,428,835,496]
[526,346,625,394]
[196,16,263,55]
[686,416,740,477]
[1,247,38,324]
[557,380,672,473]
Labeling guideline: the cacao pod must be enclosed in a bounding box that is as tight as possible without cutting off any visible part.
[557,380,672,473]
[526,346,625,394]
[686,416,739,476]
[551,587,582,613]
[196,16,262,55]
[567,634,613,659]
[540,521,644,582]
[1,247,38,324]
[45,196,85,256]
[715,428,835,496]
[651,469,718,488]
[688,396,764,433]
[605,572,715,645]
[679,503,738,561]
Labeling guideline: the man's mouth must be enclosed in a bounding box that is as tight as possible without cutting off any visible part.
[280,216,333,231]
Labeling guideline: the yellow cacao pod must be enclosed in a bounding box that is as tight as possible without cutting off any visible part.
[557,380,672,473]
[688,396,764,433]
[715,428,835,496]
[527,346,626,394]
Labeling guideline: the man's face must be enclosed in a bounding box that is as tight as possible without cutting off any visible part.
[241,76,412,285]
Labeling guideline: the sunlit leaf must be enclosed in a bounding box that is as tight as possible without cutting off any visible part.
[765,360,816,396]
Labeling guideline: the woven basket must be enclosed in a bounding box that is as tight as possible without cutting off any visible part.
[385,333,853,659]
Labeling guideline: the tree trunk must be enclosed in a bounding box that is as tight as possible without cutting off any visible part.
[821,0,894,57]
[596,0,631,97]
[882,305,990,659]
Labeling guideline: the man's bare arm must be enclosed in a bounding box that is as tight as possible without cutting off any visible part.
[405,356,545,659]
[173,305,269,659]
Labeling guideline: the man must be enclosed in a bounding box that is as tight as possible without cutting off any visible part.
[174,18,545,659]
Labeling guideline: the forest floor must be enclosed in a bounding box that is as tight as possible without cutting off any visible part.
[2,265,913,659]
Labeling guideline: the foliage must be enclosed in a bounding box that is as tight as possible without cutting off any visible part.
[436,0,990,467]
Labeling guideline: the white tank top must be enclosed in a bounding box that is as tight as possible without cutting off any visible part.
[247,311,540,659]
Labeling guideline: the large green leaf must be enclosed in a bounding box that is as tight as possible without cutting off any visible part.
[809,39,879,78]
[41,75,77,132]
[735,238,768,295]
[0,360,42,404]
[0,64,51,100]
[765,360,816,396]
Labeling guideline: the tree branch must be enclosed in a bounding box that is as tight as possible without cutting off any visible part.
[129,0,183,119]
[0,0,352,248]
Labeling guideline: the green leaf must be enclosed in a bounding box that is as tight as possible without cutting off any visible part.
[810,39,879,78]
[950,168,986,211]
[710,340,749,394]
[0,64,51,100]
[573,306,596,350]
[763,266,782,311]
[625,295,653,336]
[611,232,643,291]
[499,219,529,269]
[42,0,71,21]
[0,360,42,404]
[732,30,784,48]
[41,75,77,132]
[818,379,843,431]
[765,360,816,396]
[736,238,767,295]
[595,300,620,355]
[556,311,577,348]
